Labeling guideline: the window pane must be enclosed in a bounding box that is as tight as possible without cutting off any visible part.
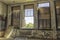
[56,1,60,29]
[22,17,34,29]
[38,3,49,8]
[25,9,33,17]
[21,5,34,29]
[38,3,51,29]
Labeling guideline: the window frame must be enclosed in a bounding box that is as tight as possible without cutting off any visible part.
[11,6,20,28]
[20,4,36,30]
[37,2,51,30]
[54,0,60,30]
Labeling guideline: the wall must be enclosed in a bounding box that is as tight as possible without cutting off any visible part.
[4,0,57,40]
[0,2,7,37]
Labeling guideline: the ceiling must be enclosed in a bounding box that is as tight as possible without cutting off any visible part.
[0,0,36,4]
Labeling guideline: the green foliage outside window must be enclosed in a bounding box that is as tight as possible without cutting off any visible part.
[25,23,34,28]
